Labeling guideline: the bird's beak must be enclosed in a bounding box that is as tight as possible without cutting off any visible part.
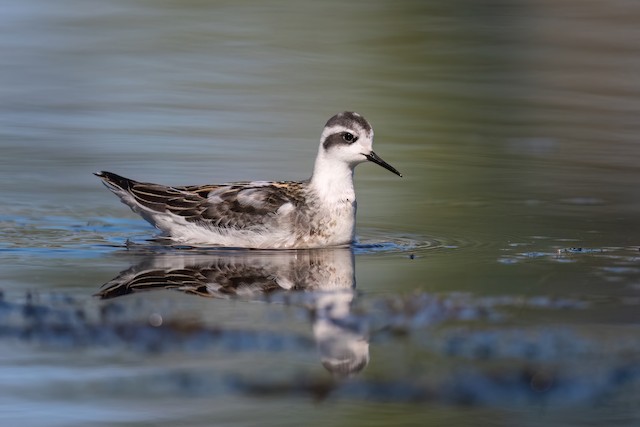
[364,151,403,177]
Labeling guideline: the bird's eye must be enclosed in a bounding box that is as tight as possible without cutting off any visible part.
[342,132,357,143]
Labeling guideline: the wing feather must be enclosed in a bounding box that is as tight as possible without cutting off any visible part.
[96,172,307,231]
[127,181,307,229]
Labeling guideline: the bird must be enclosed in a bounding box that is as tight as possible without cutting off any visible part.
[95,111,402,249]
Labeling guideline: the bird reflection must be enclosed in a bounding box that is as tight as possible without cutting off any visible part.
[97,248,369,376]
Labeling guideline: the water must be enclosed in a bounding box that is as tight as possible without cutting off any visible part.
[1,0,640,425]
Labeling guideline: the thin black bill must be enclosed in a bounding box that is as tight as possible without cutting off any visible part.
[364,151,403,177]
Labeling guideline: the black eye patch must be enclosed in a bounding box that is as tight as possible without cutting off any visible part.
[322,132,359,149]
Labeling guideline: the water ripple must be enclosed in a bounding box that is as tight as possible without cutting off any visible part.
[354,228,486,255]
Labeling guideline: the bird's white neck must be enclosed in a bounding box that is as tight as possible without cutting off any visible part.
[309,155,356,204]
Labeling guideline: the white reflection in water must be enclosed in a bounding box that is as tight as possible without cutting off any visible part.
[97,248,369,376]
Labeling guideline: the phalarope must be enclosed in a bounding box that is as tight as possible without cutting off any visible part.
[95,111,401,249]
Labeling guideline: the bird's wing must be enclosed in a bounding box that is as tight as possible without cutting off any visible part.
[128,180,307,229]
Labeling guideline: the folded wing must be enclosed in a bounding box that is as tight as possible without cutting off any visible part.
[96,171,306,230]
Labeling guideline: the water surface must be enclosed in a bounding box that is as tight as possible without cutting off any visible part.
[1,1,639,426]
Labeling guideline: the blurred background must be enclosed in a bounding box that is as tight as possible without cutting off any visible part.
[1,0,639,426]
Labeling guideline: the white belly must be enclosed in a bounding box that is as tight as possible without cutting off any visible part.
[150,200,356,249]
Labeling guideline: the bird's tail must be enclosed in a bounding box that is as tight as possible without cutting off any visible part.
[94,171,138,193]
[94,170,164,229]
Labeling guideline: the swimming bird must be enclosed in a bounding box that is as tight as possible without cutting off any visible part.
[95,111,401,248]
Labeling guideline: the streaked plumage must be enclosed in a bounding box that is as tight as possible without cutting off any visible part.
[96,111,401,248]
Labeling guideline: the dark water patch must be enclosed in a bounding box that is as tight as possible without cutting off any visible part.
[558,247,606,254]
[372,293,588,334]
[0,292,313,353]
[0,288,636,407]
[233,361,640,406]
[84,360,639,406]
[422,326,640,362]
[0,288,591,352]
